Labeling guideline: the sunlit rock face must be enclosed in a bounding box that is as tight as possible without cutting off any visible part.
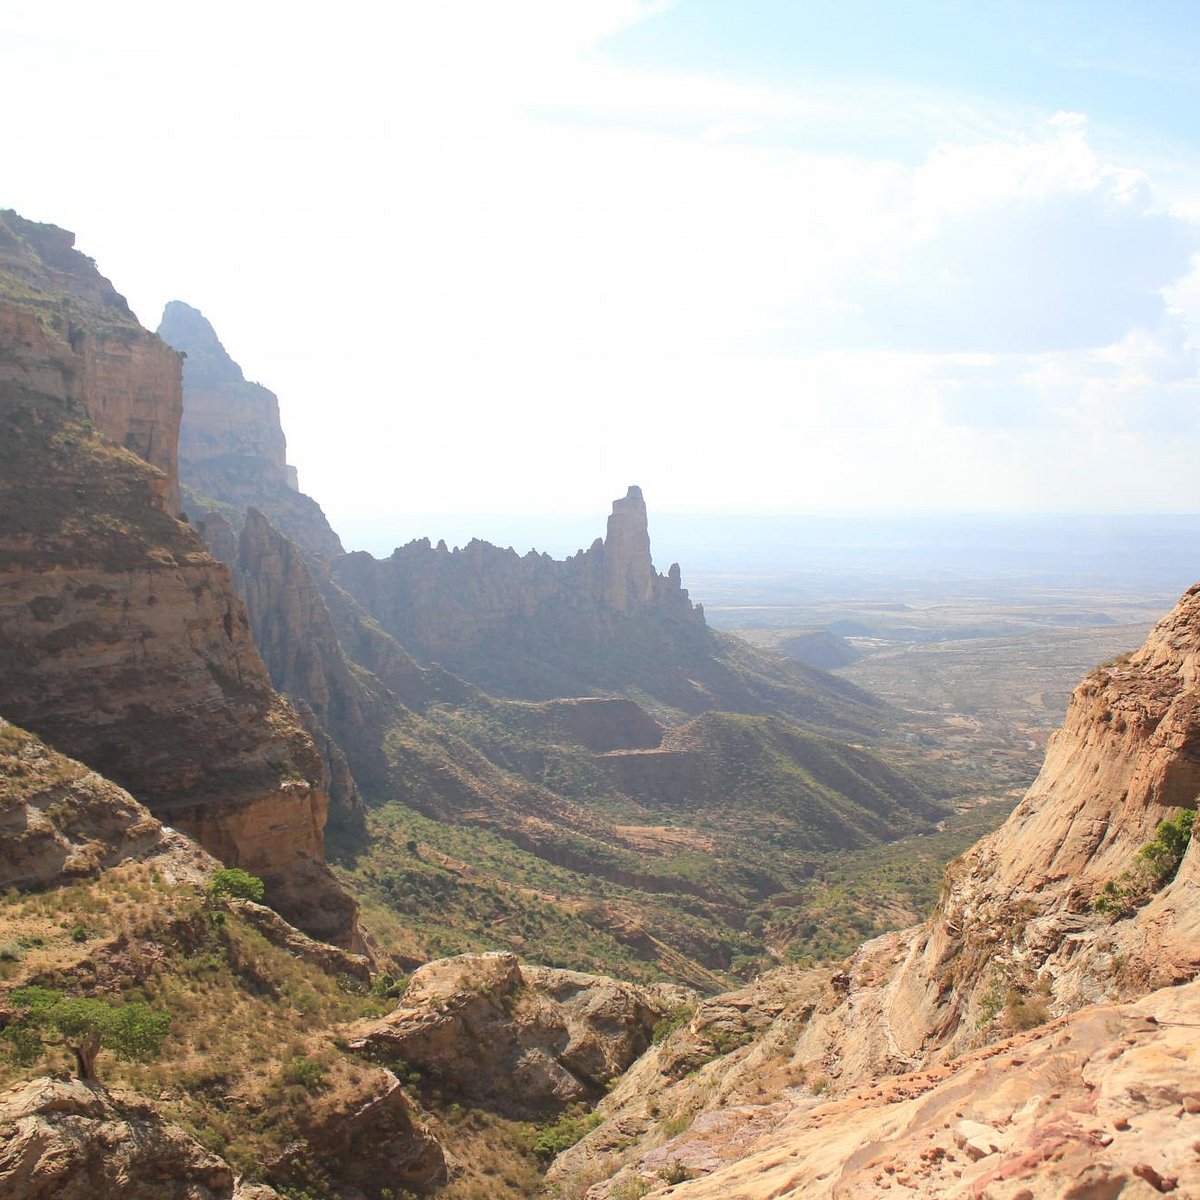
[0,214,359,948]
[0,210,183,513]
[551,585,1200,1199]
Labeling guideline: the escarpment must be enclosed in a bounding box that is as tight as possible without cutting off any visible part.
[157,300,343,559]
[0,210,182,514]
[0,217,358,947]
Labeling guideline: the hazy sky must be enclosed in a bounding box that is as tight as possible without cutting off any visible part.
[4,1,1200,550]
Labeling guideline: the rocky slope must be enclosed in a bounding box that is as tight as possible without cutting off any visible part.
[157,301,343,559]
[550,582,1200,1196]
[0,1076,277,1200]
[0,719,212,892]
[596,977,1200,1199]
[0,217,357,947]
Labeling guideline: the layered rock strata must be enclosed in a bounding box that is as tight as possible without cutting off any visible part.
[0,218,357,947]
[157,301,342,559]
[0,210,182,513]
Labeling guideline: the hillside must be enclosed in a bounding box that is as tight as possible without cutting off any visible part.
[549,582,1200,1197]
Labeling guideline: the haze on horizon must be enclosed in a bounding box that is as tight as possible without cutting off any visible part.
[4,0,1200,553]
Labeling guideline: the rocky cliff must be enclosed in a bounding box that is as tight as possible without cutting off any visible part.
[550,583,1200,1197]
[157,301,343,559]
[0,217,358,947]
[0,211,182,514]
[233,508,397,835]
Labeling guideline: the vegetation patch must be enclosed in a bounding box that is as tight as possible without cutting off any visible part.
[1094,808,1194,916]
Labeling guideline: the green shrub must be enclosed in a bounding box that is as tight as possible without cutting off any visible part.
[1094,808,1194,916]
[531,1109,602,1160]
[281,1056,327,1089]
[652,1003,695,1044]
[206,868,266,904]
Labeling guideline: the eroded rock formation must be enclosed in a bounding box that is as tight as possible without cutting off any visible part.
[348,951,693,1119]
[157,301,342,559]
[0,216,358,947]
[0,210,182,513]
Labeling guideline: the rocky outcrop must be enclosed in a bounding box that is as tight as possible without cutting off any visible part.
[0,211,182,513]
[0,718,222,892]
[0,221,358,948]
[554,583,1200,1197]
[586,977,1200,1199]
[348,951,693,1119]
[270,1069,447,1197]
[157,301,342,559]
[0,1076,271,1200]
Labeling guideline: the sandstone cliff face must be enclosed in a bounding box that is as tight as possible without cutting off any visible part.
[553,583,1200,1197]
[348,951,693,1119]
[0,211,182,513]
[584,977,1200,1200]
[157,301,342,559]
[0,222,358,948]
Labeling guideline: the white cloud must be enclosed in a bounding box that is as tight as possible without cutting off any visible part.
[2,5,1199,532]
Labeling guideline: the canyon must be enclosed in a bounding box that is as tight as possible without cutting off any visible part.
[0,211,1196,1200]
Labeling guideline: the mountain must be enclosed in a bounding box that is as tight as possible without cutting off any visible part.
[155,298,943,984]
[156,300,343,559]
[0,212,358,947]
[331,486,890,735]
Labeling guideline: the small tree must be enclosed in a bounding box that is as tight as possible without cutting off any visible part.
[6,986,170,1081]
[205,867,266,903]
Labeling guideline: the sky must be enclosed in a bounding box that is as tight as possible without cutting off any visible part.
[3,0,1200,553]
